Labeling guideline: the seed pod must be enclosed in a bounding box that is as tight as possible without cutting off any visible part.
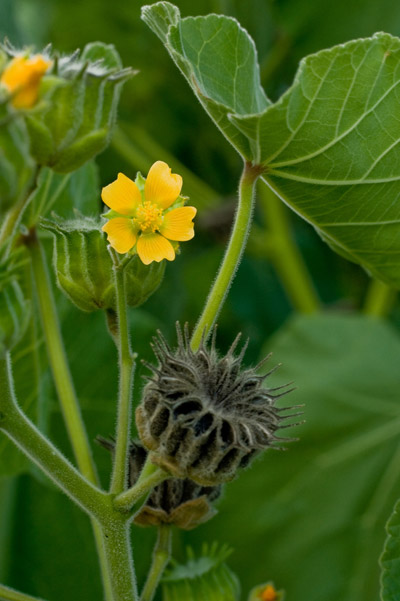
[42,215,166,312]
[97,437,221,530]
[136,324,299,486]
[1,41,135,173]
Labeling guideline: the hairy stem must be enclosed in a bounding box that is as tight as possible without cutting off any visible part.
[109,252,135,495]
[259,182,320,313]
[0,583,48,601]
[113,458,168,513]
[191,161,260,350]
[140,526,171,601]
[27,232,114,600]
[0,356,109,521]
[101,518,138,601]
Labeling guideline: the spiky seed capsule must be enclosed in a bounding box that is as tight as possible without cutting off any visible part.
[97,437,221,530]
[136,324,297,486]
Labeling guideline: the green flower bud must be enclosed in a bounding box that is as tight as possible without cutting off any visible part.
[162,544,240,601]
[137,325,299,486]
[4,42,135,173]
[41,215,115,312]
[97,437,221,530]
[0,255,30,358]
[42,215,165,312]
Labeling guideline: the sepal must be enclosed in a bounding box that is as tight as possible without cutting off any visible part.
[161,543,240,601]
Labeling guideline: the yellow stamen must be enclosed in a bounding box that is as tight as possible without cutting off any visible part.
[134,201,163,234]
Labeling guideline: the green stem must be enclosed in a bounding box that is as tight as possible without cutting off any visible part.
[109,252,135,495]
[114,458,168,513]
[27,232,114,600]
[28,230,98,483]
[259,182,320,313]
[102,518,138,601]
[0,356,109,521]
[0,583,47,601]
[140,526,171,601]
[191,161,260,350]
[363,279,396,317]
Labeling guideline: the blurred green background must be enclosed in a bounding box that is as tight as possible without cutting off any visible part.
[1,1,400,600]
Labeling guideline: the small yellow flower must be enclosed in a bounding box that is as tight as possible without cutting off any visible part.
[1,54,52,109]
[101,161,196,265]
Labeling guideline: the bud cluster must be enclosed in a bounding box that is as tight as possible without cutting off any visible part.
[136,325,297,486]
[1,41,134,174]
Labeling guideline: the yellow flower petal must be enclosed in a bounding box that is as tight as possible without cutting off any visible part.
[144,161,182,210]
[137,233,175,265]
[160,206,197,241]
[101,173,141,216]
[102,218,137,254]
[1,55,52,109]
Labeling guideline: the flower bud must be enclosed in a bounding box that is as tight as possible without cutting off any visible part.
[41,215,115,312]
[136,325,298,486]
[2,42,135,172]
[0,257,30,357]
[162,544,240,601]
[42,215,165,312]
[97,437,221,530]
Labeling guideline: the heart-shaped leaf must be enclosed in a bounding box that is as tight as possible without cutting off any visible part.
[143,5,400,288]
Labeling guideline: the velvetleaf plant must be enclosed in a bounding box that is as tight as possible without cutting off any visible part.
[0,2,399,601]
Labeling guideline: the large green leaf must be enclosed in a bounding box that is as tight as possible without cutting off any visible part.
[143,6,400,288]
[141,2,270,159]
[381,498,400,601]
[185,314,400,601]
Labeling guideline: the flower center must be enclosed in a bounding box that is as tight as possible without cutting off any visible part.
[133,201,163,234]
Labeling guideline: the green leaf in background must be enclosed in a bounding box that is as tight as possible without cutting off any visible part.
[186,314,400,601]
[380,498,400,601]
[141,1,270,159]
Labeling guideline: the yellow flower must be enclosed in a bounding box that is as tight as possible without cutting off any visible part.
[101,161,196,265]
[1,54,52,109]
[258,585,278,601]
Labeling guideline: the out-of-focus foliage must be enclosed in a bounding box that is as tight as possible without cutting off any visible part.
[1,1,400,601]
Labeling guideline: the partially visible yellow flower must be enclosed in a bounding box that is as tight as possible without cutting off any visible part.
[101,161,196,265]
[1,54,52,109]
[258,585,278,601]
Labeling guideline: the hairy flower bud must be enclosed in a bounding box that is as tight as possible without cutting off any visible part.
[42,215,165,312]
[136,325,298,486]
[161,544,240,601]
[1,41,135,173]
[97,437,221,530]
